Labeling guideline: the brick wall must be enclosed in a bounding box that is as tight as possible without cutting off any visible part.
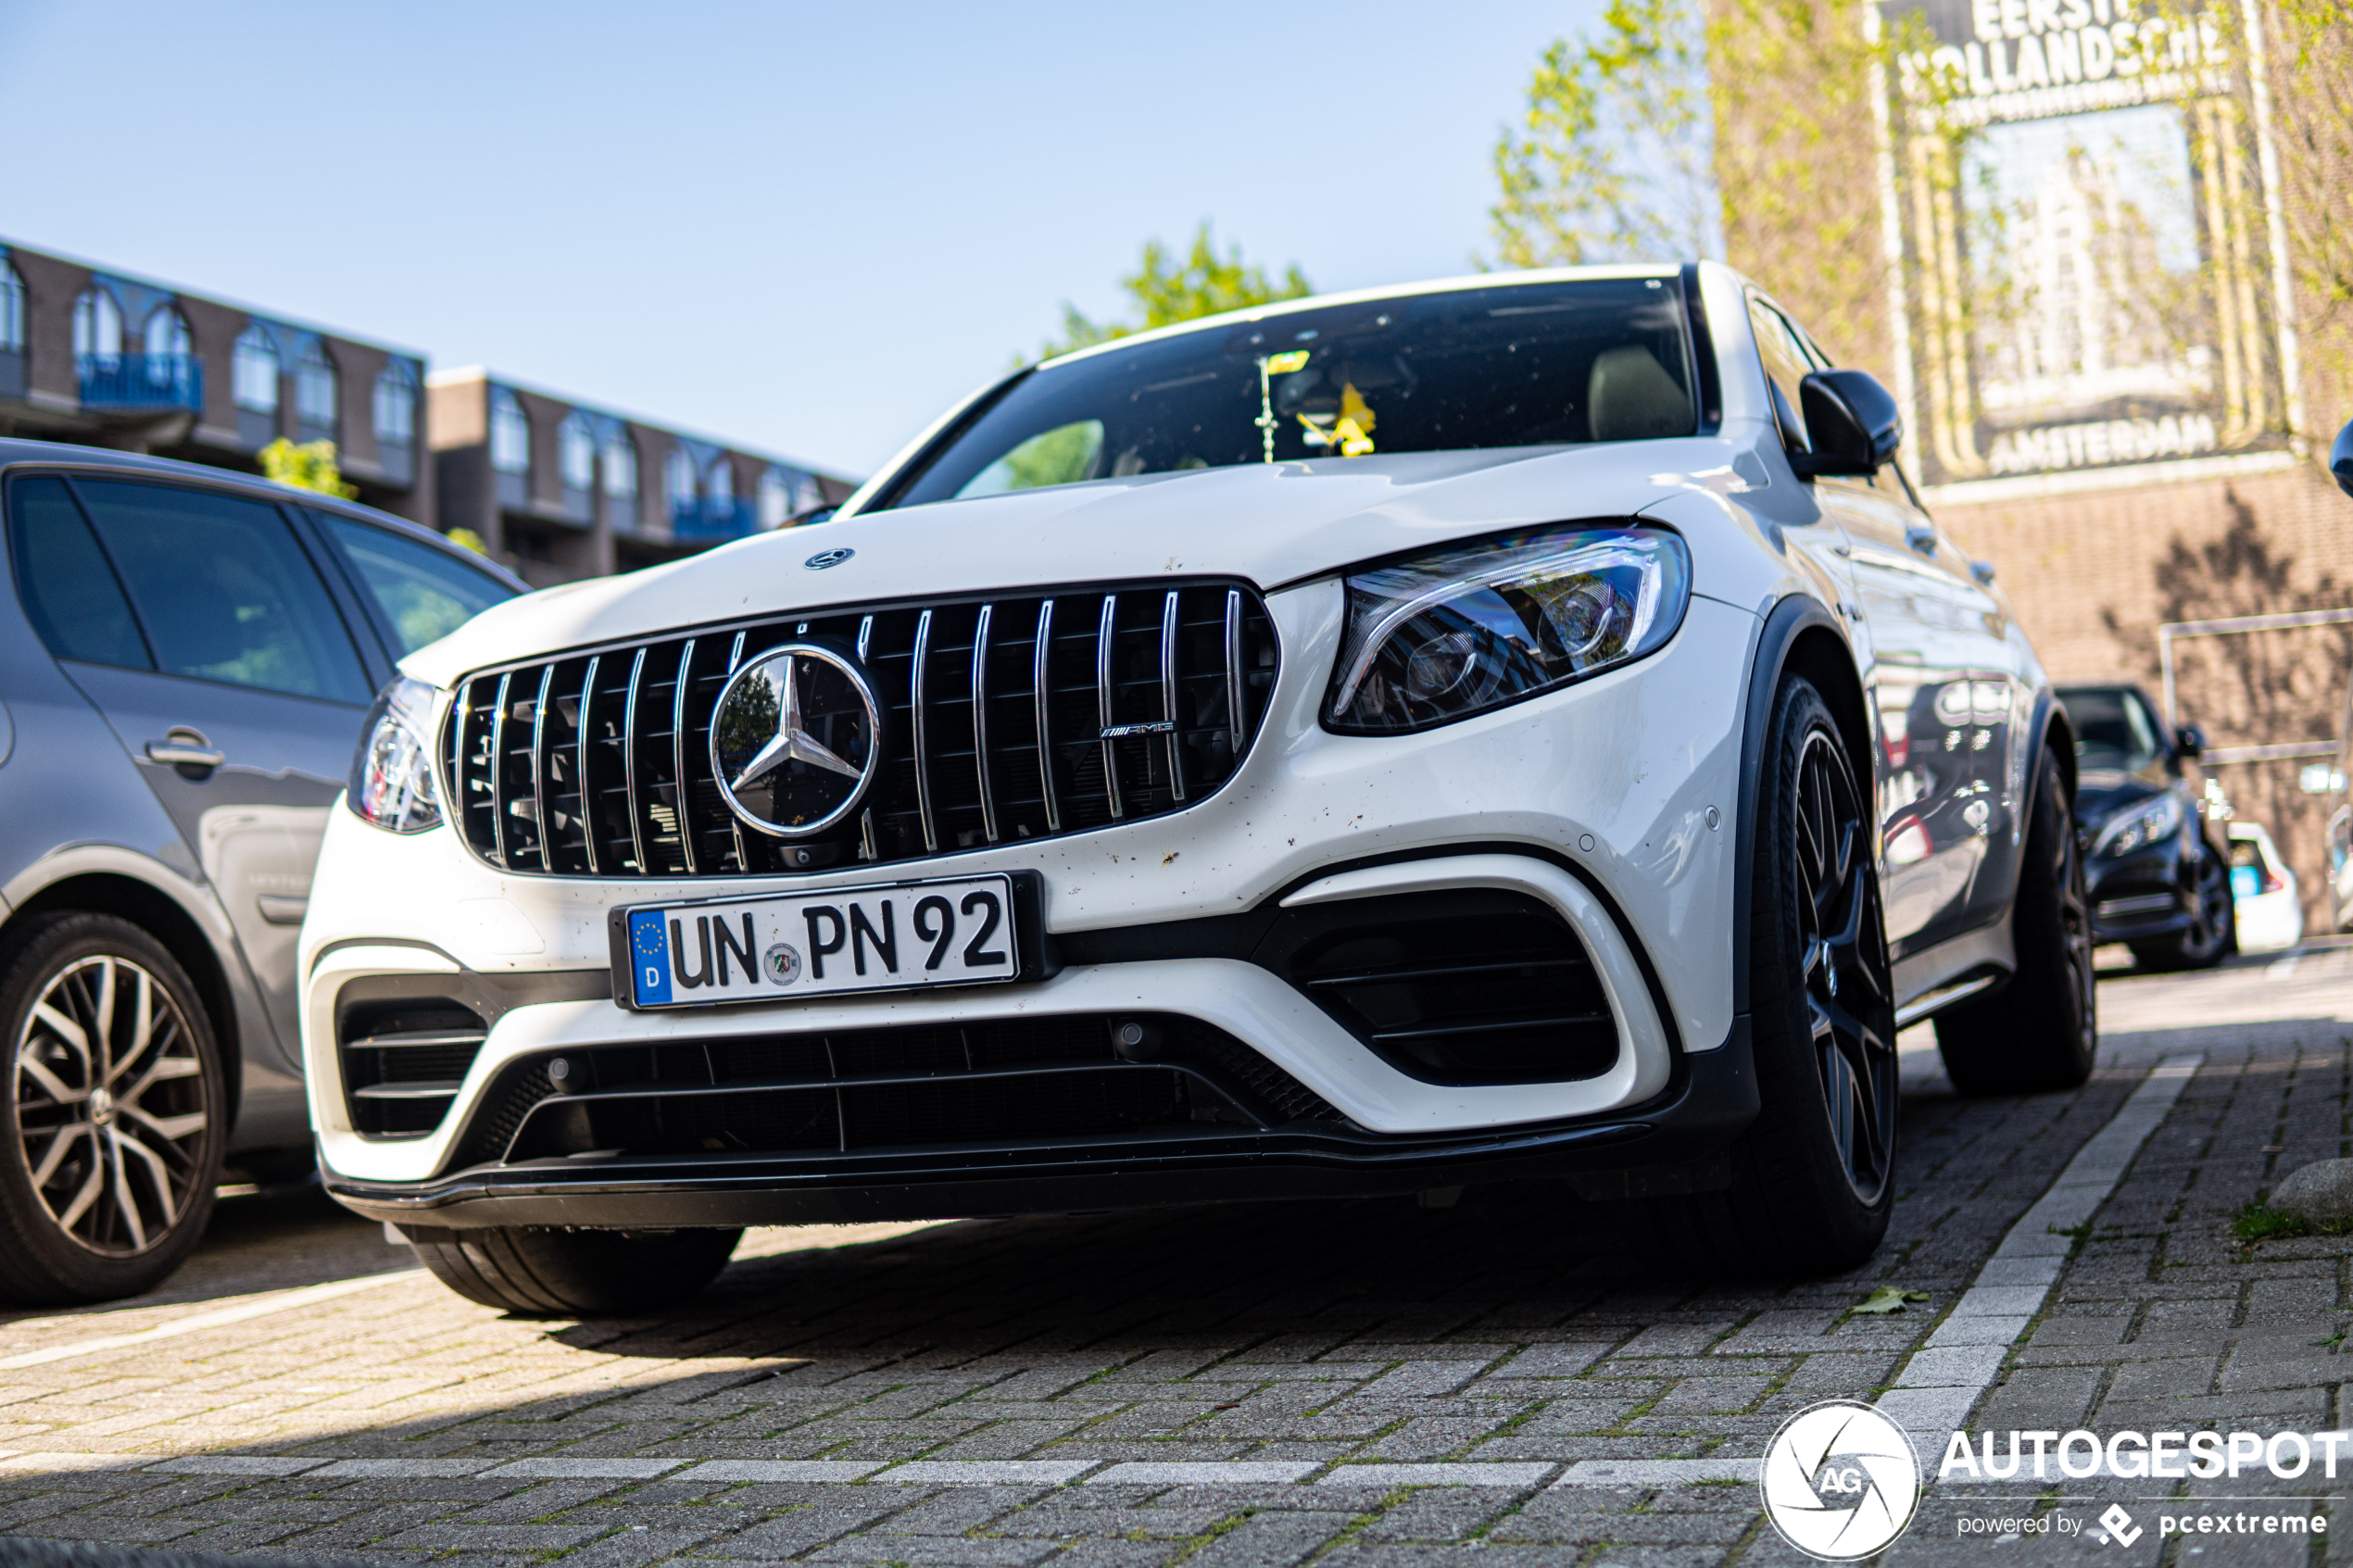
[1707,0,2353,933]
[1943,459,2353,930]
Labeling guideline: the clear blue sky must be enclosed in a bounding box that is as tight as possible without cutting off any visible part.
[0,1,1595,479]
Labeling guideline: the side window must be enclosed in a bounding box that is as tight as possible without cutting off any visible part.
[5,477,153,669]
[2127,692,2176,776]
[317,513,516,656]
[1746,296,1819,450]
[71,480,371,705]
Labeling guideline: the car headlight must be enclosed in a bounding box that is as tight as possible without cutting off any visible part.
[2093,792,2182,858]
[348,676,444,834]
[1326,523,1691,734]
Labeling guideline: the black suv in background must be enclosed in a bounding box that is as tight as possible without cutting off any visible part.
[0,441,521,1303]
[2055,683,2233,970]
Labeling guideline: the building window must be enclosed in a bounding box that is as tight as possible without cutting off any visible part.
[0,261,22,353]
[144,307,190,358]
[665,445,697,513]
[489,387,530,475]
[603,433,638,503]
[294,341,338,435]
[559,413,595,493]
[233,326,280,411]
[706,457,735,510]
[758,467,791,529]
[373,359,418,445]
[74,289,124,359]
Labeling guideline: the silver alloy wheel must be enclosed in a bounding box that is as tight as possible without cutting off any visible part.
[12,954,209,1256]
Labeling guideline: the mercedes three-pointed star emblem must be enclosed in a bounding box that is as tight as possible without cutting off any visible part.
[708,643,882,837]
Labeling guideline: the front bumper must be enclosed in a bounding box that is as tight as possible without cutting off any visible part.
[2086,846,2192,942]
[305,583,1759,1221]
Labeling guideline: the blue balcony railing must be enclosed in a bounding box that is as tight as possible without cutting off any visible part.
[79,353,203,411]
[671,497,753,543]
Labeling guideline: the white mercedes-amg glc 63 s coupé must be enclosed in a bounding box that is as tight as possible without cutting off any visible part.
[305,263,2095,1313]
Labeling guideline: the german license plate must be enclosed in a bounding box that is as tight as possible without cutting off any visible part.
[611,873,1020,1010]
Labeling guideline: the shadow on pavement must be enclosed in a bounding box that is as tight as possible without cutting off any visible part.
[550,1186,1648,1362]
[0,1181,400,1332]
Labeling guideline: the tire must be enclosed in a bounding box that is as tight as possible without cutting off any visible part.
[1635,675,1898,1276]
[1935,746,2097,1094]
[2127,840,2234,971]
[0,912,225,1304]
[398,1224,742,1316]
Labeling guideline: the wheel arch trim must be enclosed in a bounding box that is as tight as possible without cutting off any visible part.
[1730,595,1871,1020]
[1974,687,2077,922]
[2026,689,2077,817]
[1,852,258,1130]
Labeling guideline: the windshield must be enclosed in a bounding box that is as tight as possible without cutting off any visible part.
[2059,686,2167,773]
[879,277,1697,511]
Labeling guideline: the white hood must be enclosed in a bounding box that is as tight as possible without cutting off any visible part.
[406,435,1747,685]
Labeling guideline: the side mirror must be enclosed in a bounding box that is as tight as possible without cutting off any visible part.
[2334,418,2353,498]
[2176,724,2207,761]
[1791,370,1903,477]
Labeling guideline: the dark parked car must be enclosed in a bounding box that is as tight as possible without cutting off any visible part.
[2055,682,2233,969]
[0,440,521,1303]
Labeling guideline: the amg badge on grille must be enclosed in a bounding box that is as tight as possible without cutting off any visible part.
[710,644,883,836]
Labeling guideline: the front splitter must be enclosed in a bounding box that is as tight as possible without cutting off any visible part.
[325,1025,1760,1231]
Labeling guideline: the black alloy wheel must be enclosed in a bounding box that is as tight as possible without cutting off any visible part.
[2061,822,2098,1020]
[1792,726,1898,1207]
[2133,843,2234,971]
[1632,675,1897,1275]
[1937,746,2097,1094]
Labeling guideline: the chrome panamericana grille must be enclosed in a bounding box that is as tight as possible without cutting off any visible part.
[442,582,1278,878]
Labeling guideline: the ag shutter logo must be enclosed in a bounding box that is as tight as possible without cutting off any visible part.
[1761,1400,1922,1561]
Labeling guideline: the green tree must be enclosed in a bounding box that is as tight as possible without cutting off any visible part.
[258,437,359,499]
[1705,0,1945,380]
[1038,223,1311,360]
[1486,0,1723,269]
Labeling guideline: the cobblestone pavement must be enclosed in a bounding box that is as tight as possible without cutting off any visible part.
[2,952,2349,1566]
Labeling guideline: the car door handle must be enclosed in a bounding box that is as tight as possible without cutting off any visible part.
[1905,523,1938,556]
[145,732,225,769]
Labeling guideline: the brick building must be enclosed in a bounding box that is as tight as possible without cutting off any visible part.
[1709,0,2353,922]
[0,238,431,525]
[424,370,852,590]
[0,238,858,593]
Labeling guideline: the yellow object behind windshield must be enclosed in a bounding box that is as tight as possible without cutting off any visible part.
[1300,382,1378,457]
